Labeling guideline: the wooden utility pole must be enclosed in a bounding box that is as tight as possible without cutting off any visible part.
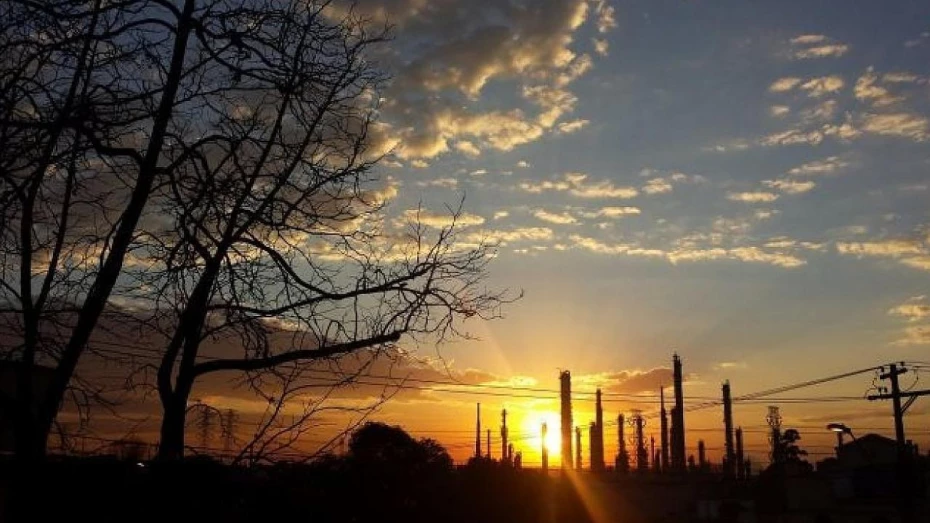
[867,363,930,518]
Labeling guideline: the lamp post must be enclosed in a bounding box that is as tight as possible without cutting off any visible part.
[826,422,853,459]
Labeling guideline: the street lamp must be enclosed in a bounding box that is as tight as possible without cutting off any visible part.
[827,422,853,458]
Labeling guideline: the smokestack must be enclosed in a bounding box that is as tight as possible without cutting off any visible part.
[735,427,744,480]
[541,422,549,474]
[560,371,573,469]
[576,426,583,470]
[660,387,669,472]
[633,410,647,472]
[593,389,605,472]
[616,414,628,473]
[487,428,491,459]
[698,439,706,471]
[722,380,735,478]
[475,403,481,458]
[501,409,509,462]
[672,353,686,473]
[650,436,656,472]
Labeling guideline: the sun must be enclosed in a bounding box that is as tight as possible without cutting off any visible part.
[523,410,562,465]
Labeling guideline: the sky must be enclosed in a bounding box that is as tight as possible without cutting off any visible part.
[340,0,930,465]
[64,0,930,467]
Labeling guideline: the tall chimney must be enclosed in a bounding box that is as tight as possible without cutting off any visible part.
[560,371,573,469]
[722,380,735,478]
[616,414,628,473]
[634,411,647,472]
[698,439,706,471]
[735,427,745,480]
[671,353,686,473]
[660,387,669,472]
[576,426,583,470]
[501,409,509,462]
[475,403,481,458]
[593,389,605,472]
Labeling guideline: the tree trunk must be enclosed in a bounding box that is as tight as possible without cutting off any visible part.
[158,396,187,461]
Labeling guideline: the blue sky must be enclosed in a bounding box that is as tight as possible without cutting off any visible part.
[332,0,930,449]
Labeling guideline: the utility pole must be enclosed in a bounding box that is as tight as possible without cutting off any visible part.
[541,422,549,474]
[671,353,686,473]
[867,362,930,516]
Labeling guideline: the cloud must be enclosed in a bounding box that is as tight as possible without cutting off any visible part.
[799,75,845,97]
[454,140,482,157]
[516,160,530,169]
[533,209,577,225]
[568,235,806,268]
[520,173,638,199]
[557,119,590,133]
[410,159,430,168]
[836,239,924,257]
[892,324,930,346]
[466,226,554,245]
[790,35,827,45]
[642,177,673,195]
[727,191,779,203]
[770,105,790,117]
[415,177,459,188]
[762,179,817,194]
[789,35,849,59]
[888,296,930,322]
[595,0,617,34]
[904,31,930,48]
[354,0,614,160]
[854,68,904,107]
[400,209,485,229]
[883,72,922,83]
[787,156,850,176]
[769,77,802,92]
[576,368,676,395]
[593,38,609,56]
[860,113,929,141]
[493,210,509,220]
[589,206,640,218]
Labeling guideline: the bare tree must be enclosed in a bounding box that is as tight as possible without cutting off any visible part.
[115,1,511,460]
[0,0,206,460]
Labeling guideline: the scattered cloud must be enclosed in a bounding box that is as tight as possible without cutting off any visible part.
[533,209,578,225]
[493,211,510,220]
[593,38,609,56]
[416,177,459,188]
[569,235,806,268]
[727,191,779,203]
[860,113,929,141]
[400,209,485,229]
[576,368,676,394]
[769,77,802,92]
[788,156,850,176]
[770,105,790,117]
[583,206,641,218]
[888,296,930,322]
[762,179,817,194]
[557,119,590,134]
[454,140,482,157]
[516,160,530,169]
[789,34,849,59]
[642,177,673,195]
[799,75,845,97]
[520,173,638,199]
[410,159,430,168]
[855,68,904,107]
[595,0,617,34]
